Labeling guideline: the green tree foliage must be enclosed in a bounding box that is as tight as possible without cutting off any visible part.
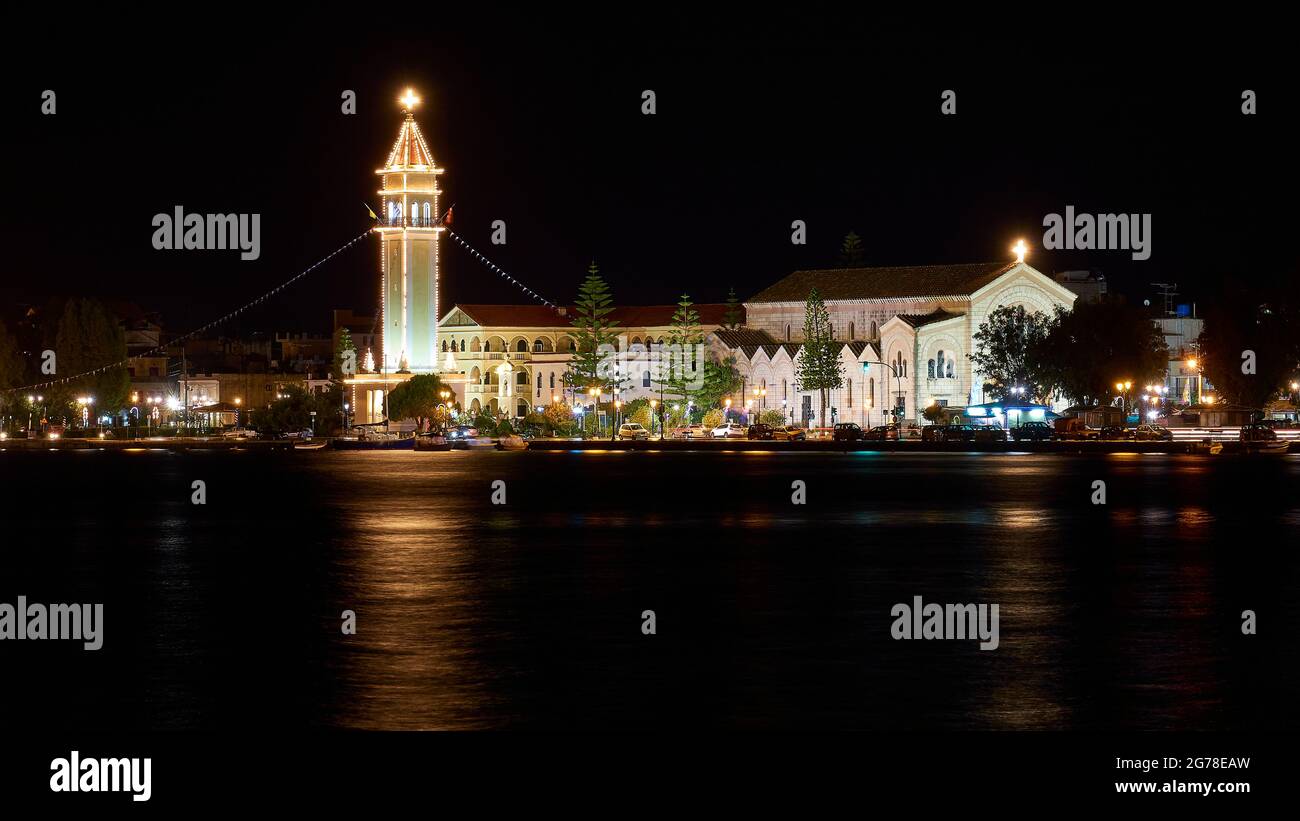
[542,402,577,437]
[759,408,786,427]
[53,298,130,414]
[793,287,843,426]
[722,286,744,330]
[838,231,865,267]
[921,403,947,423]
[656,293,704,406]
[251,385,315,432]
[969,305,1055,403]
[697,354,742,411]
[1041,300,1169,407]
[562,261,621,393]
[701,407,725,430]
[385,373,447,429]
[1196,289,1300,408]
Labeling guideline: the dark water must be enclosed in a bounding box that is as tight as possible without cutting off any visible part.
[1,448,1297,731]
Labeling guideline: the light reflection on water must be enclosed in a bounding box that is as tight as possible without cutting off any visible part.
[3,449,1297,731]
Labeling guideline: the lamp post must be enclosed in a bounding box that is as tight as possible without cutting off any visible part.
[613,399,622,441]
[650,398,659,439]
[587,387,599,439]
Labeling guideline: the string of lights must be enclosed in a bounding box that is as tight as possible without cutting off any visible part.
[443,226,558,310]
[5,228,374,394]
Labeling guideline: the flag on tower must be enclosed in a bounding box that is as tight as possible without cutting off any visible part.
[445,206,453,226]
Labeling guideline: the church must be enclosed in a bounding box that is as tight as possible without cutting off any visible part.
[719,260,1078,427]
[346,93,1077,428]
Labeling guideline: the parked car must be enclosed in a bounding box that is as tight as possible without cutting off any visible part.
[284,428,314,440]
[711,422,746,439]
[973,424,1008,442]
[1010,421,1054,442]
[1132,424,1173,441]
[1054,417,1100,440]
[747,423,774,440]
[447,425,479,441]
[669,424,706,440]
[832,422,864,442]
[617,422,650,440]
[222,427,259,439]
[1099,425,1134,441]
[863,425,899,441]
[927,424,976,443]
[772,425,807,442]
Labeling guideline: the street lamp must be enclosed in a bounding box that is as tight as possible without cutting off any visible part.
[650,398,659,439]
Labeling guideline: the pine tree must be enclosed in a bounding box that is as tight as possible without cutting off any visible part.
[333,326,357,381]
[657,293,703,406]
[722,286,743,330]
[792,287,843,427]
[838,231,865,267]
[562,262,625,433]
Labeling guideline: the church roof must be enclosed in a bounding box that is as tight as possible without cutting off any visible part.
[448,303,734,329]
[712,328,775,347]
[383,113,437,170]
[894,309,965,328]
[747,262,1017,303]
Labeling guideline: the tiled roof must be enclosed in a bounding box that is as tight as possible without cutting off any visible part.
[712,328,775,347]
[747,262,1017,303]
[450,303,734,330]
[895,309,965,328]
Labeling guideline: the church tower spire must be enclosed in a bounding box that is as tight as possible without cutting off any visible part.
[374,88,443,373]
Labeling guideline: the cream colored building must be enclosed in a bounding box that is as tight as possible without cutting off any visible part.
[721,261,1077,426]
[438,303,730,418]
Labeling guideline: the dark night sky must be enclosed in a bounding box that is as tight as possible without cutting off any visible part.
[3,15,1296,335]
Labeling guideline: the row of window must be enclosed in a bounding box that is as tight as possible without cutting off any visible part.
[783,321,881,342]
[387,201,434,226]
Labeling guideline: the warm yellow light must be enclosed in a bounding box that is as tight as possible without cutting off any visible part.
[1115,382,1124,392]
[234,397,242,405]
[1012,239,1028,263]
[400,88,421,110]
[1188,358,1198,369]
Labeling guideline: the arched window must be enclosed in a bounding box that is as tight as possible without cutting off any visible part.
[536,373,542,397]
[847,378,853,407]
[516,339,528,352]
[850,322,855,340]
[869,378,875,406]
[533,339,543,352]
[928,359,936,379]
[459,339,466,352]
[870,321,877,339]
[549,373,555,389]
[936,350,945,377]
[442,340,448,352]
[643,370,651,387]
[785,324,791,341]
[946,359,954,379]
[783,379,788,400]
[422,202,431,225]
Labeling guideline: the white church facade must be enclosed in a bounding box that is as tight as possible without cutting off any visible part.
[724,261,1077,427]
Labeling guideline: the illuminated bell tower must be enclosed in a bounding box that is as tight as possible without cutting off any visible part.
[375,88,444,373]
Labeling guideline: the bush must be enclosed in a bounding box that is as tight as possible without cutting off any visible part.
[701,408,725,430]
[759,408,786,427]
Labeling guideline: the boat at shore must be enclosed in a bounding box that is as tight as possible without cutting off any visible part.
[332,425,415,450]
[414,433,451,451]
[294,441,329,451]
[1240,423,1291,455]
[496,434,528,451]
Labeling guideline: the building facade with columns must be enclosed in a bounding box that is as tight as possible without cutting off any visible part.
[718,261,1077,427]
[438,303,732,418]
